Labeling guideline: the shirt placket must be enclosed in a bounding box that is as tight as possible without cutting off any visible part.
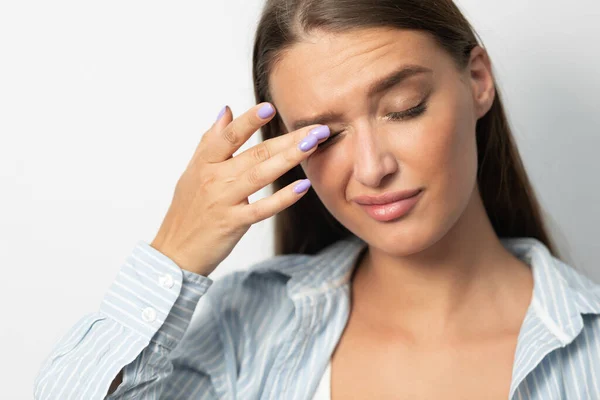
[263,295,322,400]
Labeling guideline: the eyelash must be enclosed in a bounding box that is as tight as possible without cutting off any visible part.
[317,101,429,149]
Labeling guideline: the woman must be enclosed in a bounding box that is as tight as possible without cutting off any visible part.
[35,0,600,399]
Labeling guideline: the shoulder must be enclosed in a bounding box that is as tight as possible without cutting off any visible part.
[209,253,310,297]
[200,253,311,324]
[552,257,600,314]
[508,235,600,315]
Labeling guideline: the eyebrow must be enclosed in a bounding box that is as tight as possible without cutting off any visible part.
[290,64,433,130]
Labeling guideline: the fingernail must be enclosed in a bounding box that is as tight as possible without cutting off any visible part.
[298,134,319,152]
[216,106,227,122]
[309,125,330,140]
[293,179,312,193]
[257,103,275,119]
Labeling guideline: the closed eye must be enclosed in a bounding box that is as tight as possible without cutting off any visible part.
[387,100,428,121]
[317,132,342,149]
[317,100,429,151]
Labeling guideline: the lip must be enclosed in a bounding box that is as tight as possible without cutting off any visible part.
[352,188,423,205]
[356,189,423,222]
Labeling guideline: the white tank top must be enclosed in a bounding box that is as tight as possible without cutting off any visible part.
[311,360,331,399]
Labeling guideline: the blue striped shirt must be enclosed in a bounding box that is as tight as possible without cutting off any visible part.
[34,235,600,399]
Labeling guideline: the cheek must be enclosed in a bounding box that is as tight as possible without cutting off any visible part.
[424,91,479,203]
[302,151,348,186]
[301,151,352,213]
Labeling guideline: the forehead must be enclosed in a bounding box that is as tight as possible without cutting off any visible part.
[269,28,443,129]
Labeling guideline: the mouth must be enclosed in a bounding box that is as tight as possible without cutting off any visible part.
[356,189,423,222]
[352,188,423,205]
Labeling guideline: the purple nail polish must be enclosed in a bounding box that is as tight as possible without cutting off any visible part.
[309,125,330,140]
[298,134,318,152]
[216,106,227,122]
[293,179,311,193]
[257,103,275,119]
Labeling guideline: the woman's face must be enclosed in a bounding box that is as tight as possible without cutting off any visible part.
[269,27,495,255]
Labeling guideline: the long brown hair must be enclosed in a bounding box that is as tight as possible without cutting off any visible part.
[251,0,561,259]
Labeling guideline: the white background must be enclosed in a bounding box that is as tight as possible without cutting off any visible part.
[1,1,599,398]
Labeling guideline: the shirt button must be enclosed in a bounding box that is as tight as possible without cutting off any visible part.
[159,274,174,289]
[142,307,157,323]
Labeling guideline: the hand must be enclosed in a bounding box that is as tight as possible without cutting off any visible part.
[150,103,330,276]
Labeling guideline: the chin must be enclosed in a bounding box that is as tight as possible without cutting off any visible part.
[368,228,429,256]
[359,209,456,257]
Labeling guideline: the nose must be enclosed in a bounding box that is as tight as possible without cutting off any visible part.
[352,126,398,187]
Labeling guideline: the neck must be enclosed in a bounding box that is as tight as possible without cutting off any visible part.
[351,185,533,344]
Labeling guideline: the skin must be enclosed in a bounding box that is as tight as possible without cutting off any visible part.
[269,27,534,398]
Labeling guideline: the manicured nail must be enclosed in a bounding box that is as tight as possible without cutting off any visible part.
[298,134,319,152]
[293,179,311,193]
[257,103,275,119]
[216,106,227,122]
[309,125,330,140]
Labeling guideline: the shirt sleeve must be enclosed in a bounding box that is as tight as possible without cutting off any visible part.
[33,240,235,399]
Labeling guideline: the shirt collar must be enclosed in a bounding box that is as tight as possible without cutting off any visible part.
[500,237,600,343]
[249,234,368,299]
[249,235,600,323]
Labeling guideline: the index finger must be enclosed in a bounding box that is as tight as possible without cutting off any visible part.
[196,103,276,164]
[227,122,330,172]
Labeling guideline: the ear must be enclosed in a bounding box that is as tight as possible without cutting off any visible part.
[467,46,496,120]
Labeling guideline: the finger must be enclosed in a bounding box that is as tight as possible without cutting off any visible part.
[189,105,232,165]
[231,125,329,201]
[237,179,312,225]
[227,123,330,172]
[197,102,276,164]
